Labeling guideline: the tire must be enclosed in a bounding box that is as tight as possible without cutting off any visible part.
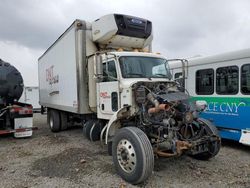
[60,111,68,131]
[83,120,101,141]
[112,127,154,184]
[108,141,112,156]
[48,109,61,132]
[192,119,221,160]
[192,139,221,160]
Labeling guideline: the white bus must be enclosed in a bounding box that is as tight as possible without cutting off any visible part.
[169,48,250,145]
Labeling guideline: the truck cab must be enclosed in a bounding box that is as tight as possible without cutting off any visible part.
[96,52,171,119]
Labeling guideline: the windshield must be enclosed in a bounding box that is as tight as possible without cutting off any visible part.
[119,56,171,79]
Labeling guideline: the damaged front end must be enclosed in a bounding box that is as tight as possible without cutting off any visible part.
[132,81,221,160]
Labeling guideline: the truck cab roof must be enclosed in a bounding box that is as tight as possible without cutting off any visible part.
[103,51,166,60]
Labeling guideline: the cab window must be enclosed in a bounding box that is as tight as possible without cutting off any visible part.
[103,60,117,82]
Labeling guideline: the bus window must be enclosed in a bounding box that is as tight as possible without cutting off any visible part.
[216,66,238,95]
[241,64,250,94]
[196,69,214,95]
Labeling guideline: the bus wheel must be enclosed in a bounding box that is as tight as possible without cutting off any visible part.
[112,127,154,184]
[48,109,61,132]
[83,120,101,141]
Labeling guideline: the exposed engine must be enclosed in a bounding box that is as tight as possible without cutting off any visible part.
[132,81,220,158]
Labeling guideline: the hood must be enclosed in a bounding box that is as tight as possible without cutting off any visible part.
[120,78,172,88]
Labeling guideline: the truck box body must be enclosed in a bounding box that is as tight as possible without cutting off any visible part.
[38,20,92,114]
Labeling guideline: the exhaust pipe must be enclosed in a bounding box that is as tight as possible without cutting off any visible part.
[147,93,170,114]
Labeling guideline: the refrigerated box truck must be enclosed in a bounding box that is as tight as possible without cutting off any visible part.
[38,14,220,184]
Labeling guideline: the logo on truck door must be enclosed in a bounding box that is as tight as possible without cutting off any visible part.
[46,65,59,85]
[100,92,111,99]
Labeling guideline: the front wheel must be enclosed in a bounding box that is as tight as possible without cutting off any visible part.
[192,139,220,160]
[191,118,221,160]
[112,127,154,184]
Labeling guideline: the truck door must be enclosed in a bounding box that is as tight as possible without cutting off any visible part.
[97,60,120,119]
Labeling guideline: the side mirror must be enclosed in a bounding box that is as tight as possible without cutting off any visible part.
[168,72,172,80]
[94,54,103,79]
[164,61,172,80]
[195,100,207,111]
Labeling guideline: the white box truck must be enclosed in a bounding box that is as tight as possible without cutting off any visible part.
[38,14,220,184]
[20,86,40,112]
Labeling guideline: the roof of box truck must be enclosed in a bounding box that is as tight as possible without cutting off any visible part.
[38,19,90,61]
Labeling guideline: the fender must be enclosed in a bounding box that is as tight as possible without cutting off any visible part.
[198,118,219,136]
[104,106,131,144]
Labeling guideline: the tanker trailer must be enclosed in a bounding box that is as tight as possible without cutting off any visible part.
[0,59,34,137]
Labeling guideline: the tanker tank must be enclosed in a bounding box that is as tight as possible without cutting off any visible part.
[0,59,24,105]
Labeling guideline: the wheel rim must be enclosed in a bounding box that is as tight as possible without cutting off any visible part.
[49,116,54,129]
[117,139,136,173]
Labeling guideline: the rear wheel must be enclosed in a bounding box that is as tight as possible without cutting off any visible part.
[47,109,61,132]
[60,111,68,131]
[112,127,154,184]
[83,120,101,141]
[108,141,112,156]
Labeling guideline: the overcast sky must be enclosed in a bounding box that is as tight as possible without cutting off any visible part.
[1,0,250,86]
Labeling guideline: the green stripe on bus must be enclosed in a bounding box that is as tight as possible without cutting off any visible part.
[190,96,250,106]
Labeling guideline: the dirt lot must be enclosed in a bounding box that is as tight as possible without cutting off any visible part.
[0,114,249,188]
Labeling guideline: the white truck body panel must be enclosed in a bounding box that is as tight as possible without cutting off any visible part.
[19,86,40,110]
[97,81,120,119]
[38,20,92,114]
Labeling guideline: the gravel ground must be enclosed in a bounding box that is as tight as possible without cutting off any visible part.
[0,113,249,188]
